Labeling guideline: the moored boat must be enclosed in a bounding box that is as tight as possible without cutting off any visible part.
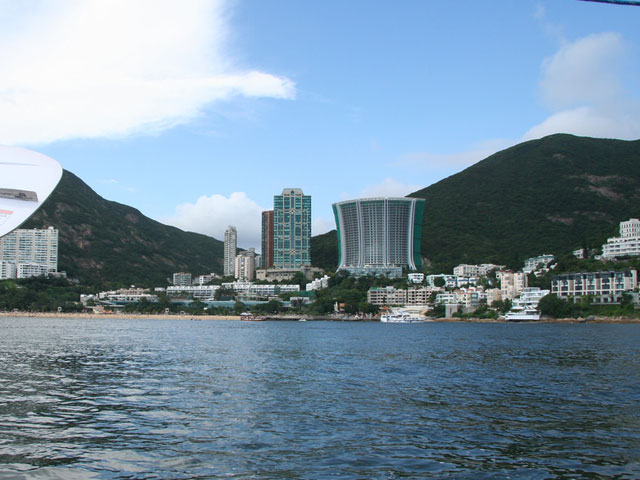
[380,310,425,323]
[240,312,266,321]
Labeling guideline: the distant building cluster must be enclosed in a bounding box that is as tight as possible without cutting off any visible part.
[0,227,60,279]
[602,218,640,259]
[221,188,313,284]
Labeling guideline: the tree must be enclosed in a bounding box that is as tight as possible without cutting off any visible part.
[433,277,446,288]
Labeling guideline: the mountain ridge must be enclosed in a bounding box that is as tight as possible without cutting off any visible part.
[23,170,224,286]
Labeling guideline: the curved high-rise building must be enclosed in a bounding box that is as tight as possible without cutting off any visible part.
[332,197,425,276]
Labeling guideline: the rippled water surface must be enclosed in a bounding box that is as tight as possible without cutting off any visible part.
[0,317,639,479]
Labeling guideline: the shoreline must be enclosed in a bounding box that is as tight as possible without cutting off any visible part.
[1,311,639,323]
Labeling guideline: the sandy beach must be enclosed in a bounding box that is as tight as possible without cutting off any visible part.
[1,311,639,323]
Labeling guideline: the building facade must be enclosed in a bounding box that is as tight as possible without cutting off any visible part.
[273,189,311,269]
[0,227,58,279]
[172,272,192,286]
[551,270,638,304]
[261,210,274,268]
[224,225,237,276]
[498,271,528,300]
[332,197,425,276]
[602,219,640,259]
[235,249,256,282]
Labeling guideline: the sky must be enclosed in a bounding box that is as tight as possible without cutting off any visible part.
[1,0,639,250]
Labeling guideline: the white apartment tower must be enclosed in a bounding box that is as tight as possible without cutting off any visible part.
[0,227,58,279]
[224,226,237,276]
[602,219,640,259]
[235,249,256,282]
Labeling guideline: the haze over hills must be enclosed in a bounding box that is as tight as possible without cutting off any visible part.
[23,171,224,286]
[312,134,640,272]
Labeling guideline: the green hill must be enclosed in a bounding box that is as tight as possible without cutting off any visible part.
[23,170,224,286]
[311,134,640,273]
[409,134,640,272]
[311,229,338,270]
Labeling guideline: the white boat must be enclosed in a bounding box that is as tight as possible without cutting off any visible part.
[380,310,425,323]
[504,307,541,321]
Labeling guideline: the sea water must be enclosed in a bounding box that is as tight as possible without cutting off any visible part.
[0,317,638,479]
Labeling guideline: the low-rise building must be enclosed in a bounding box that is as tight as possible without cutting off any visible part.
[407,273,425,284]
[172,272,192,286]
[523,254,555,275]
[602,218,640,259]
[551,270,638,304]
[453,263,505,277]
[195,273,220,285]
[166,285,219,299]
[306,275,330,291]
[98,287,158,304]
[367,286,407,306]
[256,266,323,282]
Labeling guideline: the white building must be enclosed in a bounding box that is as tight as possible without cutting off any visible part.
[426,274,457,289]
[0,227,58,278]
[602,219,640,259]
[166,285,219,299]
[98,287,158,304]
[453,263,505,277]
[0,261,17,279]
[196,273,220,285]
[407,273,425,284]
[17,263,50,278]
[235,249,256,282]
[306,275,330,291]
[513,287,550,309]
[223,281,300,298]
[551,270,637,304]
[523,255,555,275]
[435,292,457,305]
[223,226,237,276]
[498,271,528,300]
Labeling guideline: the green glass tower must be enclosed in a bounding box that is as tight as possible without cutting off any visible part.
[273,188,311,268]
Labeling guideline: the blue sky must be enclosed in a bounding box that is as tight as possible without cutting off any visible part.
[1,0,639,250]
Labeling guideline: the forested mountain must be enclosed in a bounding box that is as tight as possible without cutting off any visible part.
[23,171,224,286]
[18,134,640,284]
[311,134,640,272]
[410,134,640,271]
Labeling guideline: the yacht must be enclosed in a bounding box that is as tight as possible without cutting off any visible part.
[380,310,425,323]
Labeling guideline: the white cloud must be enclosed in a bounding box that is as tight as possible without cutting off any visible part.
[526,32,640,140]
[392,139,512,171]
[540,33,625,110]
[395,32,640,172]
[161,192,265,249]
[0,0,295,145]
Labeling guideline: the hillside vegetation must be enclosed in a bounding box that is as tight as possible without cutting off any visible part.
[409,134,640,272]
[311,134,640,273]
[23,170,224,286]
